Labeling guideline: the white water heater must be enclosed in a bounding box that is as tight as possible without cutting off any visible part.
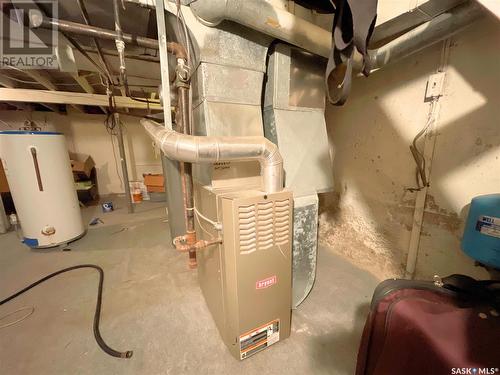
[0,131,85,248]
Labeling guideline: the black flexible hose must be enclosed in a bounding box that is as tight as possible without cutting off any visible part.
[0,264,133,359]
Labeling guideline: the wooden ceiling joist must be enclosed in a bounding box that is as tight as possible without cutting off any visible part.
[22,70,84,113]
[0,88,162,110]
[71,73,107,114]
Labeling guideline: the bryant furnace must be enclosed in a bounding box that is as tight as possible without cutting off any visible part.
[194,183,293,359]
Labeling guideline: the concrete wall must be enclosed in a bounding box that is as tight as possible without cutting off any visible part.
[320,15,500,280]
[0,111,162,195]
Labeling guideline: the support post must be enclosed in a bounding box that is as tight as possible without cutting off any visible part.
[114,112,134,214]
[155,0,187,240]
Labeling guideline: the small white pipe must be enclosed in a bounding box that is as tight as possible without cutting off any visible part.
[141,119,283,193]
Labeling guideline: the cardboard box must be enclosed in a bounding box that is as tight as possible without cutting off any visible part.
[75,167,99,204]
[143,174,165,193]
[70,153,95,180]
[146,185,165,193]
[0,159,9,193]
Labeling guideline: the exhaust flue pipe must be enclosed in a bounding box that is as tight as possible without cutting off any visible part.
[141,119,283,193]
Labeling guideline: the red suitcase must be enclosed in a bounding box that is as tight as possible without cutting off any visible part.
[356,275,500,375]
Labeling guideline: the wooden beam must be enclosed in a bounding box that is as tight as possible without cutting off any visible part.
[72,73,107,114]
[23,70,57,91]
[0,74,18,88]
[23,70,84,113]
[0,74,28,110]
[119,86,130,113]
[0,72,59,112]
[0,88,162,110]
[71,74,94,94]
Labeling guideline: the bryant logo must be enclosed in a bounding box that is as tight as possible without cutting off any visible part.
[256,275,277,290]
[451,368,499,374]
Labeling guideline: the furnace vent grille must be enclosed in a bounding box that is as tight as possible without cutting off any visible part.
[238,199,290,254]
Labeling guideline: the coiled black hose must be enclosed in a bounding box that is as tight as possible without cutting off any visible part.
[0,264,133,359]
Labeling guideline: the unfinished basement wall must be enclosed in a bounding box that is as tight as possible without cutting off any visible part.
[321,16,500,280]
[0,111,161,195]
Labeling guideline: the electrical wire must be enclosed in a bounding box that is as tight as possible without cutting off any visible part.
[407,100,436,192]
[103,109,125,189]
[0,306,34,330]
[0,73,157,89]
[194,209,214,239]
[193,207,222,241]
[0,264,133,359]
[194,207,219,228]
[110,132,124,189]
[0,75,44,85]
[76,0,115,86]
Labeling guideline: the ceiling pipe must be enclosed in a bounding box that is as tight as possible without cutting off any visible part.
[189,0,332,58]
[370,0,467,47]
[141,118,284,193]
[29,14,187,59]
[188,0,482,67]
[365,1,483,71]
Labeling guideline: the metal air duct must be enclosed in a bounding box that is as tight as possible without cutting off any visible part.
[141,119,284,193]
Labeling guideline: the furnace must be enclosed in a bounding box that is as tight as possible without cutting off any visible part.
[194,184,293,359]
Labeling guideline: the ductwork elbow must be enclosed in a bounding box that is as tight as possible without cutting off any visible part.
[189,0,228,27]
[141,119,283,193]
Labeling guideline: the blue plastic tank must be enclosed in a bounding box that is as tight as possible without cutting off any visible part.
[462,194,500,268]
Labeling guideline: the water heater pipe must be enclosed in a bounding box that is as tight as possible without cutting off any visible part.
[141,118,284,193]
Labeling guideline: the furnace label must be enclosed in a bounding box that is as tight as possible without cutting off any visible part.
[476,215,500,239]
[239,319,280,360]
[256,275,277,289]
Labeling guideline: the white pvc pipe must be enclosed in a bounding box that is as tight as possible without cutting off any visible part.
[141,119,283,193]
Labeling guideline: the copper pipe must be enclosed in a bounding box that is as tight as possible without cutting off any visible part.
[178,85,197,268]
[173,237,222,252]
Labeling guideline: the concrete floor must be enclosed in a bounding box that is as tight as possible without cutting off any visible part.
[0,196,379,375]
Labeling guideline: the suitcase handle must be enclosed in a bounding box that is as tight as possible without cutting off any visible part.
[442,274,500,309]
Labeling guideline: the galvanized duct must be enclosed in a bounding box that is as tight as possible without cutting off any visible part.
[189,0,332,58]
[141,119,283,193]
[366,1,483,71]
[189,0,482,69]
